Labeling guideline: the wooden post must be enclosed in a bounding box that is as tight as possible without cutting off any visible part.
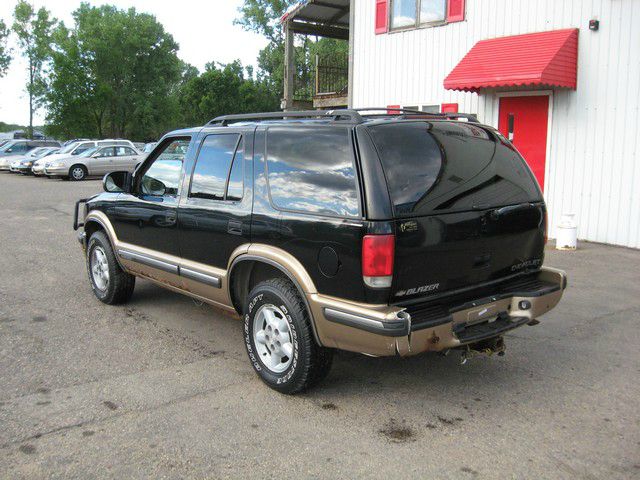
[283,21,295,111]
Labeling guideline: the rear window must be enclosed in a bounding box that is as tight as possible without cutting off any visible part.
[368,122,542,216]
[265,127,359,218]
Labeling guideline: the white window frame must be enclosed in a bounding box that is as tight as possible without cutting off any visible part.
[390,0,447,32]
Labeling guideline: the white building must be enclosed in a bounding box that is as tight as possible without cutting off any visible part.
[282,0,640,248]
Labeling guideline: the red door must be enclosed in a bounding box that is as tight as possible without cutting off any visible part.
[498,95,549,191]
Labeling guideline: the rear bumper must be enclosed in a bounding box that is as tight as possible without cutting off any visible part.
[309,267,567,357]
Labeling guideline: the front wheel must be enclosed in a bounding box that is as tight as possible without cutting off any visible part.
[244,278,333,394]
[69,164,87,181]
[86,231,135,304]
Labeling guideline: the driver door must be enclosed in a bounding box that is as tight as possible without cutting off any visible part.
[87,146,115,176]
[109,137,191,265]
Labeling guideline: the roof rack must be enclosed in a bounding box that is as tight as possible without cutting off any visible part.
[354,107,479,123]
[206,108,478,127]
[207,110,363,126]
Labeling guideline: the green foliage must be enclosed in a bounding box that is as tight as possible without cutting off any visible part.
[0,19,11,77]
[234,0,294,42]
[237,0,348,99]
[46,4,183,141]
[12,1,55,137]
[179,61,279,126]
[0,121,25,133]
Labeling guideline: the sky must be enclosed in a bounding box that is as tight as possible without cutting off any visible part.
[0,0,270,126]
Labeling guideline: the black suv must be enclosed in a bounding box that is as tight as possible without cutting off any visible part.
[75,109,567,394]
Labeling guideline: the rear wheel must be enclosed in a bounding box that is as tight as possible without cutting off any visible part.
[86,231,135,304]
[244,278,333,394]
[69,164,87,181]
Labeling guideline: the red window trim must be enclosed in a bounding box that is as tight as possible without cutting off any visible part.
[446,0,465,23]
[375,0,389,34]
[441,103,459,113]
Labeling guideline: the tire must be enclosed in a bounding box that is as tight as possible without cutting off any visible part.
[86,231,135,305]
[244,278,333,394]
[69,164,87,181]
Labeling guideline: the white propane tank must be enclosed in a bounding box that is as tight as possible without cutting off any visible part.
[556,213,577,250]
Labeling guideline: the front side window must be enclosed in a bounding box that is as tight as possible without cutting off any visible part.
[189,134,242,201]
[391,0,446,29]
[96,147,116,158]
[266,127,359,217]
[140,139,189,197]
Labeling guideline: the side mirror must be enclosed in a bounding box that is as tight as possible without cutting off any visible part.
[103,171,132,193]
[92,152,101,158]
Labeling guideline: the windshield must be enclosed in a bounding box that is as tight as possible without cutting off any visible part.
[79,147,98,157]
[59,143,79,154]
[0,141,17,152]
[28,148,46,157]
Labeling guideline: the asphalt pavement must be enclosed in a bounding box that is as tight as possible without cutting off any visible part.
[0,172,638,479]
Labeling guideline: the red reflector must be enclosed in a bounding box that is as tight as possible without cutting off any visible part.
[362,235,395,277]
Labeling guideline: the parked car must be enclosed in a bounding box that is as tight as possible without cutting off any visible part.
[33,139,136,177]
[142,142,157,153]
[8,147,60,174]
[74,109,567,394]
[63,138,91,146]
[45,144,142,180]
[133,142,145,151]
[0,140,61,170]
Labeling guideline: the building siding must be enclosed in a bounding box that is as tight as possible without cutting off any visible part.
[352,0,640,248]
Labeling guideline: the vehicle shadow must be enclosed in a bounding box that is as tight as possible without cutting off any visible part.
[128,280,559,405]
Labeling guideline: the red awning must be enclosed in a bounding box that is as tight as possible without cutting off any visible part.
[444,29,578,92]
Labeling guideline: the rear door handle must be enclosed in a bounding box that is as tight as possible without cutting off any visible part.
[165,210,177,226]
[228,220,243,236]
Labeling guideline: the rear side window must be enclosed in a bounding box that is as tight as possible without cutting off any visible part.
[368,122,542,216]
[367,122,443,215]
[266,127,359,217]
[189,134,243,201]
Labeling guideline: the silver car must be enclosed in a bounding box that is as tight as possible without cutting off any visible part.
[44,145,143,180]
[0,140,61,170]
[8,147,60,174]
[33,139,135,176]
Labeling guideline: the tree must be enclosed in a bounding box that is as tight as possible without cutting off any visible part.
[235,0,292,43]
[0,19,11,77]
[179,61,279,126]
[12,1,55,139]
[236,0,348,100]
[47,4,183,141]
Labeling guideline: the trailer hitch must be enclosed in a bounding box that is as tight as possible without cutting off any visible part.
[460,337,506,365]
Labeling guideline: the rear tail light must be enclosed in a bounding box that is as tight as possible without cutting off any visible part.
[362,234,395,288]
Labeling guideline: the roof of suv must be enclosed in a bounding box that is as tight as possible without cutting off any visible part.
[164,109,484,137]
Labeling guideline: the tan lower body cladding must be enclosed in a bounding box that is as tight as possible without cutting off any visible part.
[84,211,566,358]
[308,268,566,357]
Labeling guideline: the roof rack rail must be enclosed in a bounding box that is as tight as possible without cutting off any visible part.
[353,107,479,123]
[206,108,478,127]
[207,110,364,126]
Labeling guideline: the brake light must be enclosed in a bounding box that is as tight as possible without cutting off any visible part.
[362,234,395,288]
